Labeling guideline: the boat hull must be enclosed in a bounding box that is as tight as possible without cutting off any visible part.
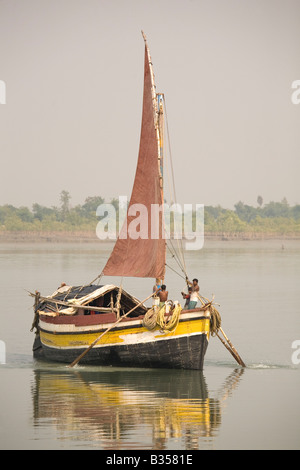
[35,311,210,370]
[40,332,208,369]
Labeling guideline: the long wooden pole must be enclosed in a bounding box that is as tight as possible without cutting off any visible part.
[219,327,246,367]
[197,294,245,367]
[28,292,118,314]
[68,292,155,368]
[216,332,244,366]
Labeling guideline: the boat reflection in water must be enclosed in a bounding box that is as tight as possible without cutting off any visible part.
[32,366,244,450]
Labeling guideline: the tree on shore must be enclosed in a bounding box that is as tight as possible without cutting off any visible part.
[60,190,71,220]
[82,196,105,217]
[257,195,263,208]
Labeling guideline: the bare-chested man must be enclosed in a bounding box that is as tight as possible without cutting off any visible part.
[158,284,168,308]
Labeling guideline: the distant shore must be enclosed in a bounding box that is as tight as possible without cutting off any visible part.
[0,230,299,243]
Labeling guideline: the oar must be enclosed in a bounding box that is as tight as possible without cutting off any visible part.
[218,327,246,367]
[215,331,244,367]
[68,292,155,368]
[196,294,245,367]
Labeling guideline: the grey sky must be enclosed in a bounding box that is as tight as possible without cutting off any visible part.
[0,0,299,210]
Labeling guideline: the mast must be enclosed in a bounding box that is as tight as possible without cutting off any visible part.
[157,94,164,189]
[157,93,164,282]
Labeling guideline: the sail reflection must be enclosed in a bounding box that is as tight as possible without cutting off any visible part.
[31,367,244,449]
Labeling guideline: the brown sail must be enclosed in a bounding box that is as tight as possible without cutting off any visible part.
[102,41,165,279]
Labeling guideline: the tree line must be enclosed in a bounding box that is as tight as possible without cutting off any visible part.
[0,191,300,234]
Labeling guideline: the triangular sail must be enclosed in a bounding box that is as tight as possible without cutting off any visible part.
[102,37,165,279]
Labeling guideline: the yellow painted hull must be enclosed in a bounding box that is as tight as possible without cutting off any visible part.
[37,311,210,370]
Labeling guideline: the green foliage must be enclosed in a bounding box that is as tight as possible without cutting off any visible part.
[204,198,300,234]
[0,193,299,234]
[32,203,56,221]
[81,196,105,217]
[234,201,258,222]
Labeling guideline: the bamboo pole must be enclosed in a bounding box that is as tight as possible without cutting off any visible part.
[110,291,114,310]
[196,293,245,367]
[116,284,123,320]
[30,291,40,332]
[215,332,244,366]
[219,327,246,367]
[68,292,155,368]
[28,292,118,314]
[196,293,206,307]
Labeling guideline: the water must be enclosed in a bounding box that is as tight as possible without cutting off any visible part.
[0,240,299,450]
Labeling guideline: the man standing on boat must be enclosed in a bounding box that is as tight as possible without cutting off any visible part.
[187,278,199,310]
[157,284,168,308]
[153,278,162,294]
[181,286,192,308]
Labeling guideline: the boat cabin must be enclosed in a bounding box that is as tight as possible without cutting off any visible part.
[37,284,147,318]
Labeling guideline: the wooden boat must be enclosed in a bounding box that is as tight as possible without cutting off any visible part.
[31,32,215,370]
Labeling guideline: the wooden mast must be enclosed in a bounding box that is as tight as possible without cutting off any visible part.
[157,94,164,190]
[157,94,164,284]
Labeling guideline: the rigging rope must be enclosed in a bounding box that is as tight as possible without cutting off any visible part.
[163,95,188,280]
[166,243,187,278]
[165,262,186,281]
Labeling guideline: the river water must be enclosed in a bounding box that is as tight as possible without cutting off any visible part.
[0,240,299,450]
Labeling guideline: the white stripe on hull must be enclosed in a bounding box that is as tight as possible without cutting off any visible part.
[41,330,209,351]
[39,311,209,334]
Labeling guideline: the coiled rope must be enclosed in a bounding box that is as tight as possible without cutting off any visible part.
[209,305,222,336]
[143,296,221,336]
[142,307,158,331]
[196,293,222,336]
[157,302,182,331]
[143,302,182,332]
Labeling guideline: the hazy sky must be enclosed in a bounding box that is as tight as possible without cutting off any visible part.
[0,0,299,210]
